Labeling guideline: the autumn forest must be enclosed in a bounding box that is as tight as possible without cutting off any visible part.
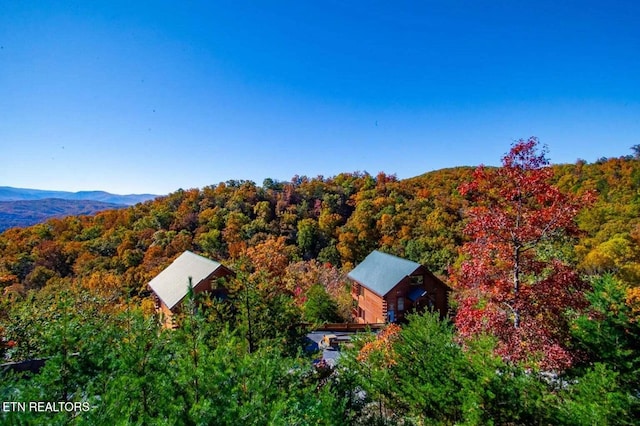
[1,138,639,425]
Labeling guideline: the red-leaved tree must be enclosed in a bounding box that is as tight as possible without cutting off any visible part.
[452,137,595,370]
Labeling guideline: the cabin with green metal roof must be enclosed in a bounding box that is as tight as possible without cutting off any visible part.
[348,250,450,324]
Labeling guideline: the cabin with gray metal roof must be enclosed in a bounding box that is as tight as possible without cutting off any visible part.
[348,250,450,324]
[148,251,234,327]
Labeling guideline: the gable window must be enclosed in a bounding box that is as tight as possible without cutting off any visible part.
[397,297,405,312]
[410,275,424,285]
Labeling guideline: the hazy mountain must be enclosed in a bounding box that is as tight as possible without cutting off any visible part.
[0,187,158,231]
[0,198,128,231]
[0,186,157,205]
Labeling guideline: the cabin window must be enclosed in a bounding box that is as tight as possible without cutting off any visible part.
[359,285,365,298]
[410,275,424,285]
[397,297,405,311]
[427,290,435,308]
[358,307,366,321]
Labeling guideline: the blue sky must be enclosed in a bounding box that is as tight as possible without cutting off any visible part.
[1,1,638,195]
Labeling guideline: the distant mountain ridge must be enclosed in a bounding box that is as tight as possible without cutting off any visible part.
[0,187,158,232]
[0,199,127,231]
[0,186,157,205]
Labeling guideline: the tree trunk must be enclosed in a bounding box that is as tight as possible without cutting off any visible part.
[513,245,521,328]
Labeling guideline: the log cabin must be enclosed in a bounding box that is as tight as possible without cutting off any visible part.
[148,251,234,327]
[348,250,450,324]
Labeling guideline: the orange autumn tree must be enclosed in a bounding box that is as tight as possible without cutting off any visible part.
[452,138,594,370]
[357,323,401,368]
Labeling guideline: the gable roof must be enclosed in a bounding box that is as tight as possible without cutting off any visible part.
[347,250,421,297]
[148,251,226,310]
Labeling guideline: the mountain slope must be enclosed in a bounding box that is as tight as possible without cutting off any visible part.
[0,198,127,231]
[0,157,638,290]
[0,186,157,205]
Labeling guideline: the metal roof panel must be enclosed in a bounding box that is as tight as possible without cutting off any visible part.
[148,251,224,310]
[347,250,420,296]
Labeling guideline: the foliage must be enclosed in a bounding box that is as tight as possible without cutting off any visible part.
[1,288,123,424]
[84,307,175,424]
[0,155,639,303]
[341,312,553,425]
[2,143,640,423]
[226,269,307,355]
[283,259,352,322]
[1,287,349,425]
[338,328,397,424]
[551,363,636,426]
[570,275,640,396]
[341,310,640,425]
[303,284,342,324]
[452,138,593,370]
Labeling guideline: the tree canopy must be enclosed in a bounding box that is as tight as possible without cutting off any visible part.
[1,140,640,423]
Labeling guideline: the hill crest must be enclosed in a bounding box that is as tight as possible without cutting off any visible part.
[0,186,157,205]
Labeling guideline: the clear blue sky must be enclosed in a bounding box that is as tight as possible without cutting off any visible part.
[1,1,638,195]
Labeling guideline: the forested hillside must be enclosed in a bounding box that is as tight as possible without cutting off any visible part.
[0,199,127,232]
[1,156,639,294]
[0,187,158,232]
[1,143,639,424]
[0,168,475,298]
